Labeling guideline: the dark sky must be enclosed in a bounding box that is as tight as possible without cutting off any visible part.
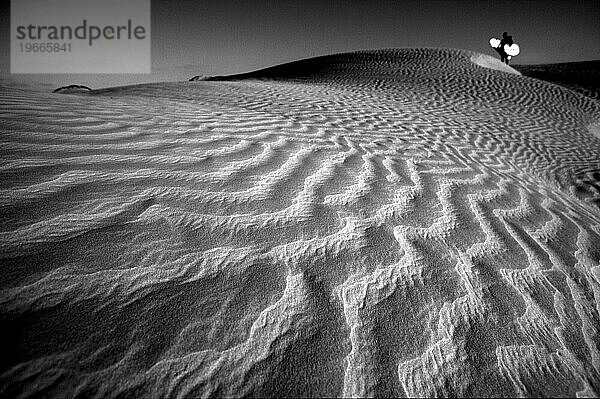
[1,0,599,88]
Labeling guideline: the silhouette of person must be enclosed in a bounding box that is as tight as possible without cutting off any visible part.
[498,32,514,65]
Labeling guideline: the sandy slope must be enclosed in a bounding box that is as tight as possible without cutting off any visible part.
[513,61,600,101]
[1,48,599,397]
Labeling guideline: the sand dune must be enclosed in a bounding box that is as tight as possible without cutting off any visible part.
[1,48,600,397]
[513,60,600,101]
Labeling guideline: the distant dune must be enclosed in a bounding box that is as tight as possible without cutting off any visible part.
[52,84,93,94]
[1,48,599,398]
[513,60,600,100]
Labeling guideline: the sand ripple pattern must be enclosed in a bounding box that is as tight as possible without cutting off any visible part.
[1,49,600,397]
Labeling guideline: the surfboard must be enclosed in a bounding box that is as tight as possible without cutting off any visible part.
[504,43,520,56]
[489,37,520,58]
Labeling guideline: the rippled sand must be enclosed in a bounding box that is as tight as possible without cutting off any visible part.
[513,60,600,101]
[1,48,600,397]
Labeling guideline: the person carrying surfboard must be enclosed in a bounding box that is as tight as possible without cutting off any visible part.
[489,33,520,64]
[499,32,513,64]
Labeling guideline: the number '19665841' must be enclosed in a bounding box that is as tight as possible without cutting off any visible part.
[19,43,71,52]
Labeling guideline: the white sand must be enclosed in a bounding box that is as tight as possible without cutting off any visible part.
[1,48,599,397]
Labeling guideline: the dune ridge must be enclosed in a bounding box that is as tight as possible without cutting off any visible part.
[1,48,600,397]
